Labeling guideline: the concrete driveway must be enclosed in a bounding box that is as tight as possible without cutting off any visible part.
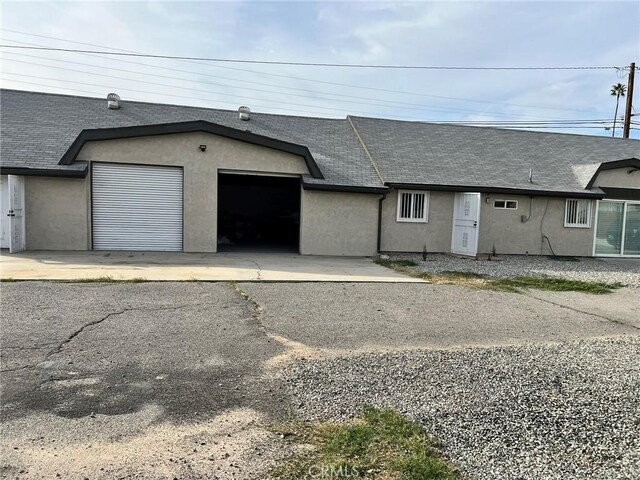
[1,281,638,479]
[0,251,422,282]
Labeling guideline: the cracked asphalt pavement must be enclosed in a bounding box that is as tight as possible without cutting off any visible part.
[1,281,638,479]
[239,283,639,352]
[1,282,292,479]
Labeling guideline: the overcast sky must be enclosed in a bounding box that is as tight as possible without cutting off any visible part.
[1,1,638,138]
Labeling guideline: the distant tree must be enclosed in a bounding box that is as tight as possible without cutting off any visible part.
[610,83,626,137]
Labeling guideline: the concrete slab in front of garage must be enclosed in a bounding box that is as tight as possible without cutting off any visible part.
[0,251,424,282]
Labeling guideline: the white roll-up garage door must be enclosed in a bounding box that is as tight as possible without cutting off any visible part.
[92,163,183,251]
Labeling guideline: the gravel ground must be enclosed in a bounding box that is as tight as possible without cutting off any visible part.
[285,336,640,480]
[389,253,640,287]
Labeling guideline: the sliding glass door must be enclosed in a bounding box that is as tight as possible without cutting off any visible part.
[595,200,640,257]
[624,203,640,256]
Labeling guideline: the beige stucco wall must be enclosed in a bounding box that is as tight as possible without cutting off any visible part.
[24,131,614,257]
[25,176,89,250]
[300,190,379,256]
[379,190,595,256]
[23,131,382,255]
[591,168,640,189]
[478,194,595,256]
[78,132,309,252]
[380,190,454,253]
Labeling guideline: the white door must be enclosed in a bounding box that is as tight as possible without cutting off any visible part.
[451,192,480,256]
[0,176,10,249]
[8,175,26,253]
[92,163,183,251]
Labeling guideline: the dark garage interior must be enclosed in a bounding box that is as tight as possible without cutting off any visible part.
[217,173,301,252]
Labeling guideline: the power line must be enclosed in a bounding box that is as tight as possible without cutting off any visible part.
[4,82,633,132]
[505,126,640,130]
[0,78,616,131]
[0,77,359,119]
[3,55,556,119]
[7,53,614,121]
[435,120,614,125]
[1,71,416,117]
[3,72,611,127]
[1,70,612,127]
[0,31,611,115]
[6,74,484,120]
[10,67,544,118]
[5,52,602,118]
[3,49,611,119]
[0,32,630,133]
[0,44,623,71]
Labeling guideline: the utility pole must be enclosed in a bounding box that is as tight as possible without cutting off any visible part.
[623,62,635,139]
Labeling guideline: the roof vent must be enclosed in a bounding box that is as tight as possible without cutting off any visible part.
[107,93,121,110]
[238,105,250,121]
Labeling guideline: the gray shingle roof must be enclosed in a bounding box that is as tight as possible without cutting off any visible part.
[1,89,638,195]
[349,116,639,195]
[0,89,383,188]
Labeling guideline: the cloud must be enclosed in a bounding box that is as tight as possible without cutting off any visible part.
[0,1,637,138]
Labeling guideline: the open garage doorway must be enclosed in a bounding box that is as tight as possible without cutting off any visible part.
[217,173,301,252]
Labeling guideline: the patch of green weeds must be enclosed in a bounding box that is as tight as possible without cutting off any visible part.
[492,276,621,294]
[61,276,148,283]
[376,258,418,268]
[270,406,460,479]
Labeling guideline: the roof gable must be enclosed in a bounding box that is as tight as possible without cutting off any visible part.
[61,120,324,179]
[585,158,640,189]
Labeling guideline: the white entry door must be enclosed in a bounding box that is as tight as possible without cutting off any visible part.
[0,176,10,249]
[1,175,27,252]
[7,175,26,253]
[92,163,183,251]
[451,192,480,256]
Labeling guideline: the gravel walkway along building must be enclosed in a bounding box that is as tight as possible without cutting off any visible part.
[388,254,640,287]
[284,337,640,480]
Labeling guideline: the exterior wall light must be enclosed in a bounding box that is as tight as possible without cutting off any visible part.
[199,145,207,152]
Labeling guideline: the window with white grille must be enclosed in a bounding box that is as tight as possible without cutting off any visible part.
[564,199,592,228]
[397,190,429,222]
[494,199,518,210]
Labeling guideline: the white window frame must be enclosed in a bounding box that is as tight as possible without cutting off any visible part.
[493,199,518,210]
[396,190,429,223]
[564,198,592,228]
[592,199,640,258]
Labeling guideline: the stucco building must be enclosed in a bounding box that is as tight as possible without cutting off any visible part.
[1,89,639,257]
